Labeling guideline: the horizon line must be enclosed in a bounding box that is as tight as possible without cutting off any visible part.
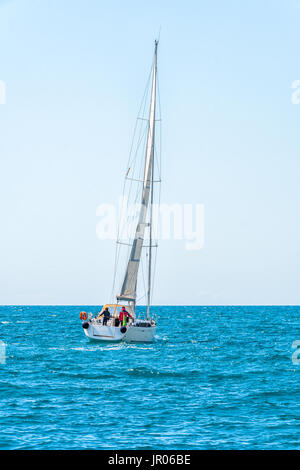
[1,304,299,307]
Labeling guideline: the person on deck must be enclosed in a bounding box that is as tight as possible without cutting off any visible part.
[99,307,110,326]
[119,306,132,326]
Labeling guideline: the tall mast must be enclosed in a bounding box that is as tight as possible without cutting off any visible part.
[147,106,155,319]
[117,40,158,310]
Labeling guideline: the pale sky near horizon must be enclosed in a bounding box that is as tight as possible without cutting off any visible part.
[1,0,300,305]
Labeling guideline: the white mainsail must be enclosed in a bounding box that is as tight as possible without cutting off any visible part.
[117,41,158,306]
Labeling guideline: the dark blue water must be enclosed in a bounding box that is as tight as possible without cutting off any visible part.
[0,306,299,449]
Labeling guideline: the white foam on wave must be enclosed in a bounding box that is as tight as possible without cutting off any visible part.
[48,347,66,351]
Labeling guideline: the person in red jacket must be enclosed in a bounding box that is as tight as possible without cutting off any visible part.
[119,306,132,326]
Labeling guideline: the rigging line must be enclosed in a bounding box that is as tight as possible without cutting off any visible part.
[127,158,143,249]
[130,51,154,184]
[131,124,147,210]
[151,197,160,306]
[121,129,147,287]
[111,136,144,301]
[111,140,143,301]
[154,141,161,177]
[126,119,148,208]
[133,126,148,192]
[114,50,156,302]
[120,71,152,260]
[127,73,151,174]
[128,120,148,172]
[117,241,158,247]
[125,65,152,172]
[157,72,162,179]
[151,161,162,306]
[126,176,161,183]
[136,293,146,303]
[151,248,158,307]
[121,146,147,290]
[141,252,146,302]
[137,117,162,121]
[111,167,131,300]
[127,115,147,184]
[151,181,161,305]
[121,116,148,252]
[125,52,154,197]
[123,125,145,236]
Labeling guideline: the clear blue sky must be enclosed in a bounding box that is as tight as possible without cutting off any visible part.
[1,0,300,305]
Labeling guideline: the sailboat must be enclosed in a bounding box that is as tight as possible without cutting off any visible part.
[80,40,160,343]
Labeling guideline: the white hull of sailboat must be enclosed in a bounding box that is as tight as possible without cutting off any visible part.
[83,323,156,343]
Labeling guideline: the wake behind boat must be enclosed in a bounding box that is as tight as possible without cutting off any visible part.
[80,40,161,343]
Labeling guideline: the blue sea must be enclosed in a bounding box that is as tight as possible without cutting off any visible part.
[0,305,299,450]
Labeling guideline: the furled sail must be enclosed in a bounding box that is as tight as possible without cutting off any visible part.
[117,41,158,303]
